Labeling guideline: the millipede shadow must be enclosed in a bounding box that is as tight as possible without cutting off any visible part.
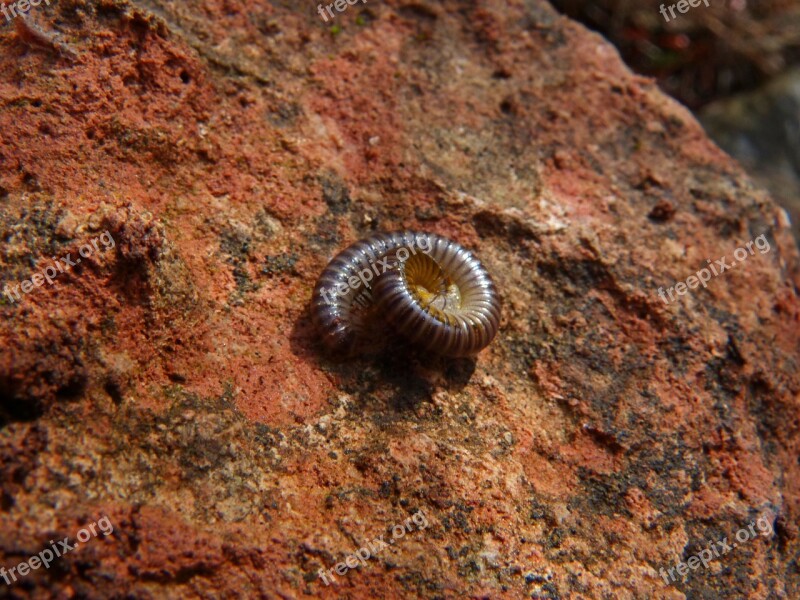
[372,347,477,413]
[288,303,321,362]
[289,307,477,413]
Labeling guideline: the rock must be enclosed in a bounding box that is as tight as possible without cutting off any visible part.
[0,1,798,598]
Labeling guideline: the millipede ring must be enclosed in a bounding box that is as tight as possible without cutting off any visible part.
[311,231,501,357]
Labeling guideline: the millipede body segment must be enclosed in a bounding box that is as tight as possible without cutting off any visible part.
[311,231,501,357]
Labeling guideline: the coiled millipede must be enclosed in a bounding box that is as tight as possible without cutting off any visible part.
[311,231,501,357]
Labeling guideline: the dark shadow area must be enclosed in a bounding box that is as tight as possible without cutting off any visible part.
[289,305,478,415]
[550,0,799,110]
[0,388,44,428]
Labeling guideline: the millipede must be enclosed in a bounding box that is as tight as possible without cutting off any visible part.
[311,231,501,357]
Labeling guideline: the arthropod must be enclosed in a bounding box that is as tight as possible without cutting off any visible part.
[311,231,501,357]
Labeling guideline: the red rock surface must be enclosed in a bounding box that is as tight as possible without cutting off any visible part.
[0,0,798,598]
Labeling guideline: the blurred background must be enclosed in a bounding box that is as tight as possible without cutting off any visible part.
[551,0,800,244]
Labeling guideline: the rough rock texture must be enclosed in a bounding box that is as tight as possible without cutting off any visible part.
[0,1,798,598]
